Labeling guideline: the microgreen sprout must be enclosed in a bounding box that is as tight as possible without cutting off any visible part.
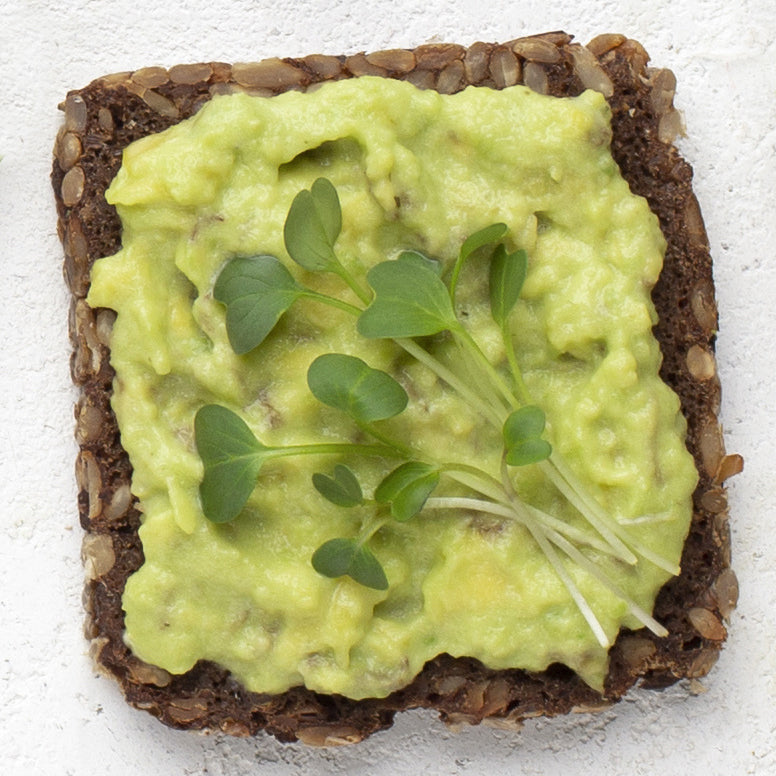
[195,177,677,633]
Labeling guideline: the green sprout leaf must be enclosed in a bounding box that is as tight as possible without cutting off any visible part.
[396,249,444,276]
[449,222,507,302]
[312,538,389,590]
[489,246,528,328]
[312,464,364,507]
[283,177,342,273]
[374,461,440,521]
[503,405,552,466]
[358,251,458,339]
[214,255,304,354]
[195,404,271,523]
[307,353,408,423]
[460,223,508,264]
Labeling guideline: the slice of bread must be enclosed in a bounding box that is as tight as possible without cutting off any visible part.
[52,33,740,745]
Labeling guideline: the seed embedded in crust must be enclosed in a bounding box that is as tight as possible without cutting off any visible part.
[619,38,650,76]
[63,215,89,297]
[131,66,169,88]
[434,673,468,696]
[699,420,725,478]
[128,660,172,687]
[688,607,727,641]
[345,52,386,78]
[586,33,627,57]
[512,36,562,63]
[684,193,709,243]
[61,166,85,207]
[167,698,209,724]
[64,93,87,133]
[687,649,719,679]
[489,48,521,88]
[97,107,114,135]
[82,533,116,580]
[57,132,82,172]
[711,568,739,620]
[686,345,717,381]
[714,453,744,484]
[75,400,103,445]
[569,44,614,97]
[480,678,511,716]
[233,59,306,89]
[366,48,416,74]
[303,54,343,79]
[437,60,465,94]
[209,82,238,97]
[88,636,110,666]
[405,68,437,91]
[463,41,490,83]
[619,634,657,668]
[142,89,180,119]
[648,68,677,115]
[523,62,549,94]
[414,43,465,70]
[700,487,728,513]
[169,63,213,85]
[658,108,685,144]
[72,299,103,381]
[691,282,718,334]
[83,613,99,640]
[295,725,365,746]
[75,450,102,521]
[103,483,133,522]
[95,308,116,347]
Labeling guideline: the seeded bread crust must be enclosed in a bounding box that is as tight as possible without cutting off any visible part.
[53,33,739,745]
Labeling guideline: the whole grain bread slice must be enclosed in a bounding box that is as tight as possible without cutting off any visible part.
[53,32,740,745]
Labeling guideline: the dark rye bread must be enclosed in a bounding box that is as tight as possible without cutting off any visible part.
[53,33,741,745]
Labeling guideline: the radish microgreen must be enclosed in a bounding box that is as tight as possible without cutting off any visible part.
[307,353,408,423]
[374,462,440,522]
[312,465,364,508]
[357,251,458,339]
[195,177,677,640]
[312,537,389,590]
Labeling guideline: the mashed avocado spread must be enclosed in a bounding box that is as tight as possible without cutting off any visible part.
[87,77,697,700]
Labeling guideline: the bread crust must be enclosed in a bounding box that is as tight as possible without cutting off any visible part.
[53,33,739,744]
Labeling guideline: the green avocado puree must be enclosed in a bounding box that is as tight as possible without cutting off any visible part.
[87,77,697,699]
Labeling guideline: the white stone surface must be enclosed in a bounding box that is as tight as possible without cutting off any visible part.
[1,0,773,773]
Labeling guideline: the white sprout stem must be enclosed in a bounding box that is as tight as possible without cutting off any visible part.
[524,505,626,558]
[453,323,519,412]
[546,454,680,576]
[430,483,637,563]
[544,527,669,638]
[396,338,503,426]
[496,455,631,562]
[426,496,518,520]
[442,467,510,504]
[424,497,654,644]
[538,459,639,566]
[501,321,531,405]
[525,520,611,648]
[454,339,510,418]
[425,496,610,646]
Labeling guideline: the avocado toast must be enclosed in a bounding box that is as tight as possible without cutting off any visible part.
[53,33,739,744]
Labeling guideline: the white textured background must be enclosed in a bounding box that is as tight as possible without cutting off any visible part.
[1,1,774,774]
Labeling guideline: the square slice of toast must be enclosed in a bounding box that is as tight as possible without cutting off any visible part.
[52,33,739,744]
